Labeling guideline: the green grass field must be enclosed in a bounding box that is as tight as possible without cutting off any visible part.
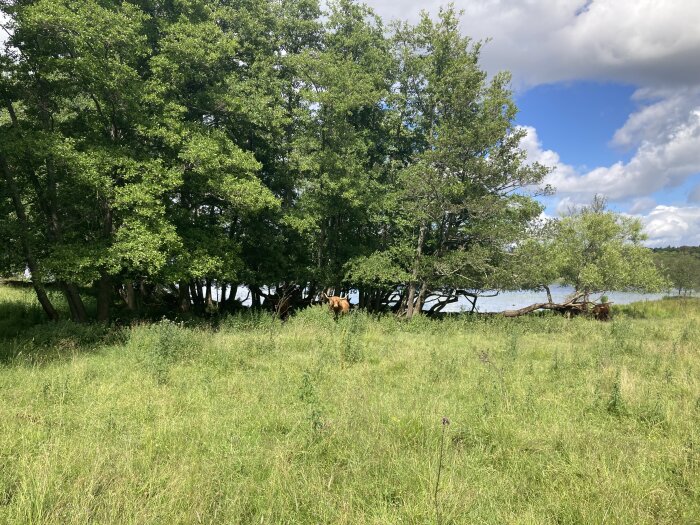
[0,286,698,524]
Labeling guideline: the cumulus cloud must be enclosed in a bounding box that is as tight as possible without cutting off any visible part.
[520,102,700,202]
[365,1,700,241]
[366,0,700,90]
[518,98,700,248]
[611,87,700,148]
[641,205,700,247]
[629,198,657,214]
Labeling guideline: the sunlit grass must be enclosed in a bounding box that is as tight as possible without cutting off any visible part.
[0,286,698,524]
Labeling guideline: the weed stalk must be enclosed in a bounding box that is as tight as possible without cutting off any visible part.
[434,416,450,524]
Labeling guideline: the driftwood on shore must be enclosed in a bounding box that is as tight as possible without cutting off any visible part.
[502,296,612,320]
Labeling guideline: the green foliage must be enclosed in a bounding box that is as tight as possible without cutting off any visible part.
[356,7,550,315]
[511,198,669,296]
[557,202,668,294]
[654,250,700,295]
[345,251,411,288]
[0,0,675,323]
[131,319,201,384]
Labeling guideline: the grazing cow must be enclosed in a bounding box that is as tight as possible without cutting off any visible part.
[592,303,611,321]
[323,293,350,319]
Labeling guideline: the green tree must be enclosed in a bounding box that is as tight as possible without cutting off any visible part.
[503,218,561,303]
[1,0,279,321]
[2,0,158,321]
[555,199,667,300]
[654,251,700,295]
[348,7,550,316]
[284,0,392,296]
[511,198,669,307]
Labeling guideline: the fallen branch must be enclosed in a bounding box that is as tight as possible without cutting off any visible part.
[502,299,613,318]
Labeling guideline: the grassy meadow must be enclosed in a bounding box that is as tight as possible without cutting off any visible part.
[0,285,698,524]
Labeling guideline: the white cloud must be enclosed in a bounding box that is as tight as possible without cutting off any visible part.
[611,87,700,149]
[629,197,656,214]
[520,102,700,202]
[366,0,700,90]
[641,205,700,247]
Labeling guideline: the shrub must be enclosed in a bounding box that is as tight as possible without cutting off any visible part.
[131,319,201,384]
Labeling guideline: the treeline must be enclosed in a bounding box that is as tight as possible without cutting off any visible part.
[0,0,664,322]
[652,246,700,256]
[653,247,700,296]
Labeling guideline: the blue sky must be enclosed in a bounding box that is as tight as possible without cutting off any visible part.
[514,82,638,169]
[366,0,700,247]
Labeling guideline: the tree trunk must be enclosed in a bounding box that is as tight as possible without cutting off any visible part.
[543,284,553,304]
[196,281,204,305]
[125,282,136,310]
[395,286,409,314]
[375,291,385,313]
[178,280,191,313]
[415,281,428,315]
[251,287,261,309]
[406,223,427,319]
[67,285,88,322]
[503,302,551,317]
[61,282,87,323]
[96,272,111,322]
[1,153,60,320]
[138,279,149,305]
[33,283,58,321]
[502,301,586,318]
[96,196,114,322]
[205,279,214,308]
[189,281,200,307]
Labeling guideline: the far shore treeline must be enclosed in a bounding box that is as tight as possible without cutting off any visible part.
[0,0,672,322]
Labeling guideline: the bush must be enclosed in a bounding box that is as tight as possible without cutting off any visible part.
[130,319,202,384]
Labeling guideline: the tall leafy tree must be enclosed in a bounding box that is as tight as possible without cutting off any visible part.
[553,199,668,300]
[283,0,393,296]
[2,0,174,321]
[349,7,550,316]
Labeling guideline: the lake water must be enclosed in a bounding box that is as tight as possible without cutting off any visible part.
[435,285,669,313]
[225,284,672,313]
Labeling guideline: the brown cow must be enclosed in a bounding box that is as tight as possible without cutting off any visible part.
[592,303,611,321]
[323,293,350,319]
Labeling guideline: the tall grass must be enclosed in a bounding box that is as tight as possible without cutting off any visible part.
[0,287,698,524]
